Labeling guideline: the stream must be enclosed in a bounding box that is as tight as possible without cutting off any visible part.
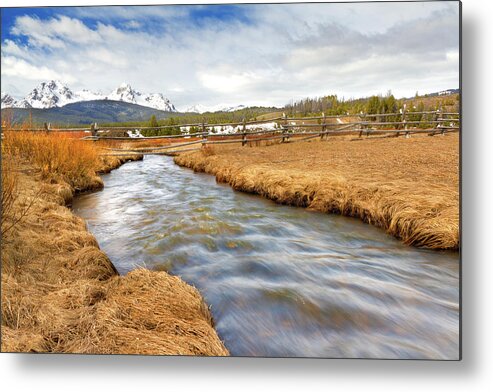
[72,155,459,359]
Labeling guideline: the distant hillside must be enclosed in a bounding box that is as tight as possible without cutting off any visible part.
[1,100,179,126]
[402,93,459,113]
[284,90,460,117]
[424,89,460,97]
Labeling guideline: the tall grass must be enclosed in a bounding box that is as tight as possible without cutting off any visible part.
[1,134,40,238]
[1,154,18,236]
[3,130,101,191]
[1,179,228,354]
[1,129,226,355]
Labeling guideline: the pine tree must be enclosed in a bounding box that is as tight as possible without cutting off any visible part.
[367,96,380,114]
[149,115,158,131]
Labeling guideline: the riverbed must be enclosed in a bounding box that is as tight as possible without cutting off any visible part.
[73,155,459,359]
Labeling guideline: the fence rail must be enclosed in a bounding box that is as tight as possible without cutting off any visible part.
[1,109,460,154]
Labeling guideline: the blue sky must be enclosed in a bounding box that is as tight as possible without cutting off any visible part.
[1,5,253,45]
[1,2,460,110]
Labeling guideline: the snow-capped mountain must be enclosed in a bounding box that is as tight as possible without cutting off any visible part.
[22,80,76,109]
[107,83,176,112]
[1,80,176,112]
[184,103,246,113]
[141,93,176,112]
[1,92,32,109]
[184,104,209,113]
[1,92,17,109]
[107,82,139,103]
[75,89,105,102]
[222,104,246,112]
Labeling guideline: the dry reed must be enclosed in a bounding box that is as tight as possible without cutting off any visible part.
[1,154,18,236]
[175,134,459,250]
[1,130,228,355]
[3,130,102,191]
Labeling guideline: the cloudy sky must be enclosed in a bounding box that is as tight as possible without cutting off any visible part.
[1,1,460,111]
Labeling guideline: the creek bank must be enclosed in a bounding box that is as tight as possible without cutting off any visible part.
[174,135,459,250]
[1,154,229,355]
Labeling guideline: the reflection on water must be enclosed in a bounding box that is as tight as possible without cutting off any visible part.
[73,155,459,359]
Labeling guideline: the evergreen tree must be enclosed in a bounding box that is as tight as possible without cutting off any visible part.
[367,96,380,114]
[149,115,158,130]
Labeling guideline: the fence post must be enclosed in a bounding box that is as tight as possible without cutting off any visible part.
[242,118,247,146]
[281,112,287,143]
[402,104,409,138]
[321,113,326,140]
[202,122,208,147]
[431,108,441,136]
[359,113,365,138]
[439,107,445,136]
[90,123,97,138]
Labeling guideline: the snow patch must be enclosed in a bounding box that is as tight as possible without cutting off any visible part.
[127,129,144,138]
[179,121,279,135]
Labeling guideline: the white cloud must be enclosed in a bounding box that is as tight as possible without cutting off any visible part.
[1,2,460,108]
[11,15,102,48]
[447,50,460,63]
[1,40,32,60]
[89,48,129,68]
[199,69,262,93]
[1,56,76,83]
[125,20,141,29]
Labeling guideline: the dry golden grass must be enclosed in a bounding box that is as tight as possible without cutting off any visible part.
[255,111,284,121]
[1,155,18,236]
[175,134,459,250]
[3,130,103,192]
[1,131,228,355]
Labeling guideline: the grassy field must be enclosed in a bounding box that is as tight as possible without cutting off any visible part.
[175,133,459,250]
[1,130,228,355]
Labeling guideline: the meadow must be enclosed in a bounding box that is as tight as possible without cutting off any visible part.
[175,133,459,250]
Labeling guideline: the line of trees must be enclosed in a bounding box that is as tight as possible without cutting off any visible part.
[100,106,280,137]
[284,91,402,117]
[141,115,182,137]
[283,90,459,119]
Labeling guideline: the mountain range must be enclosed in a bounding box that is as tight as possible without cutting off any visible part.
[1,80,176,112]
[1,100,183,126]
[1,80,254,116]
[184,103,247,114]
[0,81,257,124]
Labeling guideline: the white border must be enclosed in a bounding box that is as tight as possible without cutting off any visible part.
[2,1,492,391]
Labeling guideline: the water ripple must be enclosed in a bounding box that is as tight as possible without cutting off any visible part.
[73,155,459,359]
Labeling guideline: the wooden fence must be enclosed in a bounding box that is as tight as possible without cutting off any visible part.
[1,109,460,156]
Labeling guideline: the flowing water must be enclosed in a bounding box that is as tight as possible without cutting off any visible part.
[72,155,459,359]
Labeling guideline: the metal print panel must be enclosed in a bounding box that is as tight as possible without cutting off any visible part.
[0,1,461,359]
